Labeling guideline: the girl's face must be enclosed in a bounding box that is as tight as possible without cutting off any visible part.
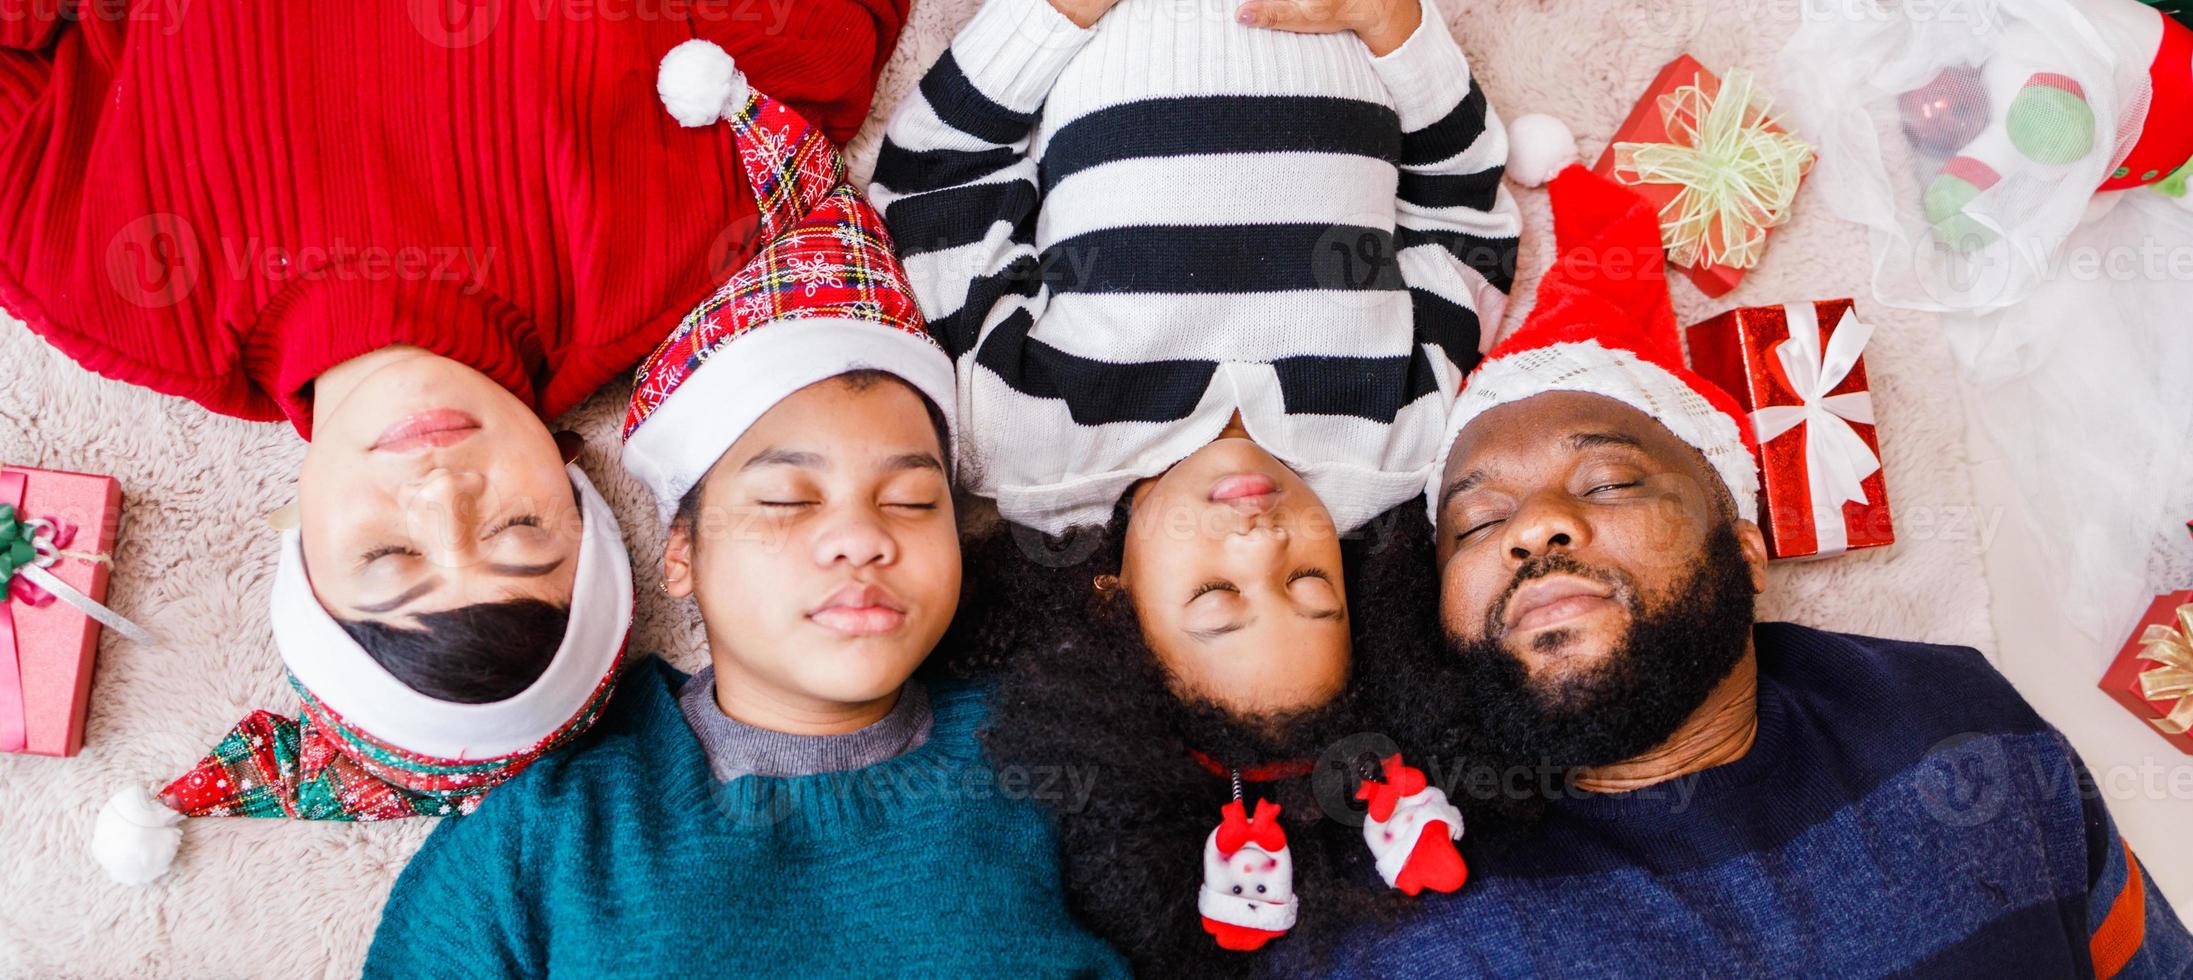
[1118,438,1350,718]
[663,376,960,720]
[298,349,582,627]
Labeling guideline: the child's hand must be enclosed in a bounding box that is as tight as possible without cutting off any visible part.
[1235,0,1422,56]
[1049,0,1125,29]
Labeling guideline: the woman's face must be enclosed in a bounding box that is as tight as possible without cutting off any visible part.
[1119,438,1350,718]
[297,349,581,626]
[663,375,960,715]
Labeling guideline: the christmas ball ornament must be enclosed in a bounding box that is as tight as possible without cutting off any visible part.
[1898,66,1991,155]
[2004,74,2097,165]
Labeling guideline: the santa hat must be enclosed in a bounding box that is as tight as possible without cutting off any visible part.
[93,464,633,885]
[1425,115,1760,527]
[622,40,953,522]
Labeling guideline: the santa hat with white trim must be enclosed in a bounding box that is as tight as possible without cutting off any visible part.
[1426,115,1760,527]
[623,40,953,522]
[92,463,633,885]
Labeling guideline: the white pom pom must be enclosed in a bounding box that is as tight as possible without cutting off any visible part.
[92,786,184,886]
[1506,114,1579,188]
[657,39,747,128]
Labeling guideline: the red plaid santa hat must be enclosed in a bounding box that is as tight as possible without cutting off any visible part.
[623,40,953,520]
[1426,115,1760,526]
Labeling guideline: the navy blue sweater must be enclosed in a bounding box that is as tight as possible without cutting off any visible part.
[1322,623,2192,978]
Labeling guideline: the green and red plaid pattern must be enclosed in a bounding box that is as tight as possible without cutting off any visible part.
[158,665,620,821]
[623,88,929,440]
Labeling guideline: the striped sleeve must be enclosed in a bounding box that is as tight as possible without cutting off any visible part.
[1367,0,1522,372]
[868,0,1093,360]
[2078,752,2192,979]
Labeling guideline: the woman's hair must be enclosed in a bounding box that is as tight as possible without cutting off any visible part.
[945,497,1538,978]
[340,599,570,704]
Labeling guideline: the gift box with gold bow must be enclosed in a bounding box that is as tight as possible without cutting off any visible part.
[1684,299,1895,561]
[0,465,139,757]
[1594,55,1816,298]
[2100,591,2193,755]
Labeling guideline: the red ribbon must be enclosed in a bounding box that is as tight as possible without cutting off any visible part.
[1187,748,1316,784]
[1213,798,1287,856]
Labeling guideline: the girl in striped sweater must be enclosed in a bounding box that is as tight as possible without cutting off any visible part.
[876,0,1525,971]
[875,0,1516,734]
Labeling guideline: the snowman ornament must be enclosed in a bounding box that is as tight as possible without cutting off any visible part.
[1197,788,1299,952]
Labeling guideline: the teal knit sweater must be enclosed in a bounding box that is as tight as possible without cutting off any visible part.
[364,657,1129,978]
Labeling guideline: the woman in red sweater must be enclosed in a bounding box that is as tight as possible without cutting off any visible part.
[0,0,907,874]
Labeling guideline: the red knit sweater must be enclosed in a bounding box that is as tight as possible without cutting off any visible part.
[0,0,905,438]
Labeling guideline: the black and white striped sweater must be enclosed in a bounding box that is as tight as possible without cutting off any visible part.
[871,0,1521,534]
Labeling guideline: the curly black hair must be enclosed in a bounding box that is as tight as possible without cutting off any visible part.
[944,498,1540,978]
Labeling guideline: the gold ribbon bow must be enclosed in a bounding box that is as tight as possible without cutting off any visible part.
[1612,69,1814,271]
[2136,603,2193,736]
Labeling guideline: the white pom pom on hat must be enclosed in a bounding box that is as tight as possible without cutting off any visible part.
[657,39,749,127]
[92,785,185,886]
[1506,113,1580,188]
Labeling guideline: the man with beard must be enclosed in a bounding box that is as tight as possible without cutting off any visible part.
[1330,126,2192,977]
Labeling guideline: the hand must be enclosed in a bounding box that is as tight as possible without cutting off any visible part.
[1048,0,1124,29]
[1235,0,1422,56]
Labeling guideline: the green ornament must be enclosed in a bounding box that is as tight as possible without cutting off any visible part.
[2006,84,2095,166]
[1924,172,2000,252]
[6,539,30,570]
[0,502,14,527]
[2156,158,2192,199]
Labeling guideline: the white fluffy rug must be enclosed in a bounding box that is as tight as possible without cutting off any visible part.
[0,1,1992,974]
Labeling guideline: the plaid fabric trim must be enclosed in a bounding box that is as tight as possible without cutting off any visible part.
[623,85,934,440]
[158,658,623,822]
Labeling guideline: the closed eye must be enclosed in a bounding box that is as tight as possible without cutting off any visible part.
[358,544,417,567]
[757,500,818,509]
[1457,519,1502,544]
[1189,580,1237,600]
[1586,482,1639,495]
[484,514,542,538]
[1285,569,1331,585]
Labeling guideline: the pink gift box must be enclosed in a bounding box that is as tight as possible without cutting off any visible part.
[1,465,122,757]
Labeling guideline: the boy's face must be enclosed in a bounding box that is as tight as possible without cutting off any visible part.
[298,350,581,626]
[664,376,959,711]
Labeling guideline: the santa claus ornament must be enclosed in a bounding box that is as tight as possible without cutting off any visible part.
[1357,754,1469,896]
[1194,753,1472,953]
[1198,776,1299,952]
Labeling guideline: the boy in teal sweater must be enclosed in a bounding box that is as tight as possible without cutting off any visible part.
[364,53,1126,978]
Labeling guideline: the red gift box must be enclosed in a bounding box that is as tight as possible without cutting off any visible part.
[2098,592,2193,755]
[1593,54,1814,297]
[1684,299,1895,561]
[0,465,122,757]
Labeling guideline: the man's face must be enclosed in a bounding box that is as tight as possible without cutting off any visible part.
[1429,392,1769,767]
[1434,391,1766,676]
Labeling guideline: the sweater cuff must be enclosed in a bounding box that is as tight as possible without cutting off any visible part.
[948,0,1097,113]
[1367,0,1474,132]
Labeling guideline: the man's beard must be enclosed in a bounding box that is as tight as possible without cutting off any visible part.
[1440,523,1757,771]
